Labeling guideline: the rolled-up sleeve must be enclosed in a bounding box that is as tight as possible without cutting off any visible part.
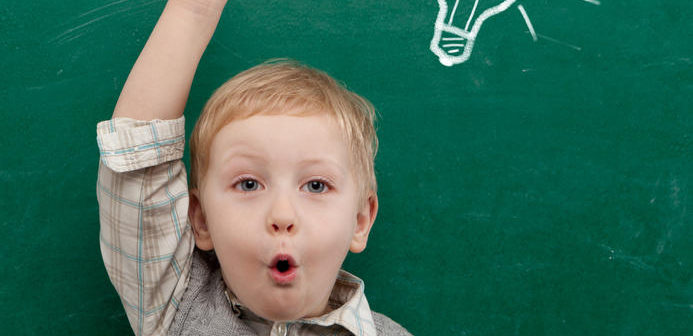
[97,117,186,172]
[96,116,194,336]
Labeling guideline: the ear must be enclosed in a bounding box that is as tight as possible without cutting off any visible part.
[350,192,378,253]
[189,189,214,251]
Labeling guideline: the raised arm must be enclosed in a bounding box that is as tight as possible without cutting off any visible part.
[113,0,228,120]
[97,2,228,335]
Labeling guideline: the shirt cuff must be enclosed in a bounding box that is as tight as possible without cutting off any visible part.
[96,116,186,172]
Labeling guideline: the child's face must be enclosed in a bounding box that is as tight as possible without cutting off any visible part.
[190,113,377,321]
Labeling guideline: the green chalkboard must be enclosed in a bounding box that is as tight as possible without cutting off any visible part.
[2,1,691,335]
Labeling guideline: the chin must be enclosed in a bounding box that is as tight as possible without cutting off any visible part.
[255,303,307,322]
[261,310,302,322]
[252,293,325,322]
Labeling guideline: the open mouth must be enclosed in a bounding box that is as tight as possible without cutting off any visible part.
[276,259,290,273]
[269,254,298,285]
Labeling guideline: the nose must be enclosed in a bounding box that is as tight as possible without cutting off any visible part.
[267,191,296,235]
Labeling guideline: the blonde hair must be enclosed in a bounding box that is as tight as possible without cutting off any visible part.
[190,60,378,198]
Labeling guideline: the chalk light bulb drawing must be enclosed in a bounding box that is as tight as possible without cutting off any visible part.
[431,0,517,66]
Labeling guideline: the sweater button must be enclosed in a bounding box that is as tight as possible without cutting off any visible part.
[276,323,287,336]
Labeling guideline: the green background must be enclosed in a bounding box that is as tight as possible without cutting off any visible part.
[2,1,691,335]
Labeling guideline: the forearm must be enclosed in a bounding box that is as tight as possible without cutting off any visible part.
[113,0,228,120]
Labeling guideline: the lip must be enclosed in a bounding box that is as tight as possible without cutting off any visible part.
[269,254,298,285]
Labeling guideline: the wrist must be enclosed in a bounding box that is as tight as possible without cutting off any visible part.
[168,0,228,18]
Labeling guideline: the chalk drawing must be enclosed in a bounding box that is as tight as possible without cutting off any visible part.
[430,0,599,66]
[430,0,517,66]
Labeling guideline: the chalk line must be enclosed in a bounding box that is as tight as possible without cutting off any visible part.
[465,0,481,31]
[448,0,460,25]
[517,5,537,41]
[537,33,582,51]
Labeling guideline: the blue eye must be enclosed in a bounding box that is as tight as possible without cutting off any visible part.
[236,179,260,192]
[304,180,327,193]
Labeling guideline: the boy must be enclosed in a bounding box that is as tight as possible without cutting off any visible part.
[96,0,411,335]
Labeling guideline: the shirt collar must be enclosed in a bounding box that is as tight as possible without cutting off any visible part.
[224,270,377,336]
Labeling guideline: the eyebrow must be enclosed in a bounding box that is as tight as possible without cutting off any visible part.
[214,152,265,180]
[296,158,347,175]
[305,159,356,184]
[221,151,267,165]
[217,144,348,177]
[220,153,347,177]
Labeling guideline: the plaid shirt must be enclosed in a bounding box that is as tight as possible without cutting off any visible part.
[96,117,378,336]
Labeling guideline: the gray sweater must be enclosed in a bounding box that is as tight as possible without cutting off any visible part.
[168,251,412,336]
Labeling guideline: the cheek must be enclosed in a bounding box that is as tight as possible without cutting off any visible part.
[205,197,265,256]
[302,203,356,256]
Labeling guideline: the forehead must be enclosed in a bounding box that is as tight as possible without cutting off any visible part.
[208,114,352,172]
